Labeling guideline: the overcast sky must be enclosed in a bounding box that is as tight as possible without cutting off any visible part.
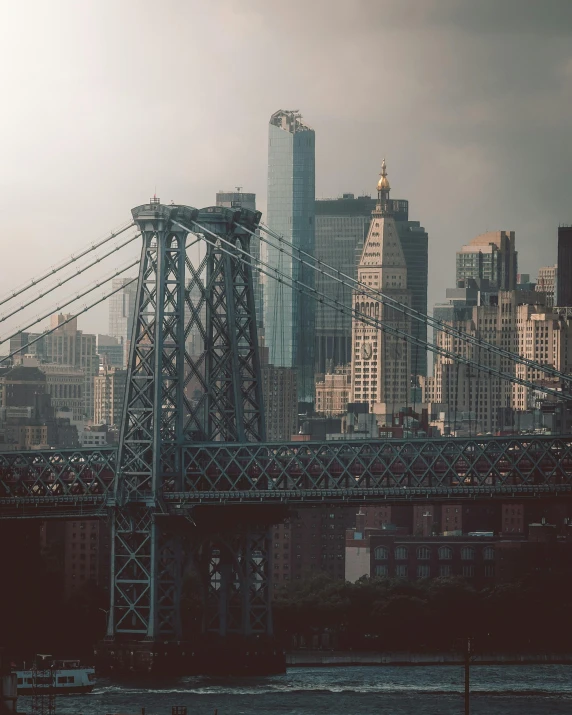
[0,0,570,342]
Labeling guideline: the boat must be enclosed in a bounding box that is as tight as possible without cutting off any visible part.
[14,659,95,695]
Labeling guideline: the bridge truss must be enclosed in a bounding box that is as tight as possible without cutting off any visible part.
[1,199,572,673]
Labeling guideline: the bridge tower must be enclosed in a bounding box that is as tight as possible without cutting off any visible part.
[101,199,279,674]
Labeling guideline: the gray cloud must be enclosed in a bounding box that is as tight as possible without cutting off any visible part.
[0,0,570,344]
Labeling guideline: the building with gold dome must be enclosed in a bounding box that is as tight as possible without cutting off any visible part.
[314,164,428,381]
[349,161,413,421]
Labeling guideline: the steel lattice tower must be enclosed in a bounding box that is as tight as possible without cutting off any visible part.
[104,200,273,671]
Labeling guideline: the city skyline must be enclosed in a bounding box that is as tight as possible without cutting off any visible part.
[0,1,570,341]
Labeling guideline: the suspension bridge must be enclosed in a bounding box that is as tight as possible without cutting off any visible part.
[0,197,571,674]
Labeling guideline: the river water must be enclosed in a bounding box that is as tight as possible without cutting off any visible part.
[19,665,572,714]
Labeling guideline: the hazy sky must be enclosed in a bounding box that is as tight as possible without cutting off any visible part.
[0,0,570,342]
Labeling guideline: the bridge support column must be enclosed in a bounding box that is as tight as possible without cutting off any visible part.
[196,524,282,675]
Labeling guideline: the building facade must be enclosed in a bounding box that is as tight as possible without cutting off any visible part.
[557,226,572,307]
[261,362,298,441]
[314,192,428,379]
[264,109,316,402]
[428,290,572,432]
[108,277,138,367]
[40,363,84,421]
[93,366,128,427]
[456,231,517,291]
[536,265,557,307]
[314,364,351,416]
[96,334,124,368]
[349,161,412,423]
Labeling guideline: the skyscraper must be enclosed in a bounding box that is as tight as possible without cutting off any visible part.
[456,231,517,290]
[557,226,572,307]
[349,161,412,421]
[315,190,428,378]
[216,190,263,330]
[108,277,138,367]
[264,109,316,402]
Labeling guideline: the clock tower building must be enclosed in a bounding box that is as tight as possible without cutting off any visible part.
[349,160,412,423]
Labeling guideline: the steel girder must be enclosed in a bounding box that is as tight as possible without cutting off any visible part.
[177,434,572,497]
[108,201,266,644]
[197,527,272,637]
[181,207,265,443]
[0,447,116,515]
[109,201,197,642]
[2,436,572,515]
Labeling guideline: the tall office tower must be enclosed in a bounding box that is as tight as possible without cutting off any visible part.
[265,109,316,402]
[456,231,517,290]
[536,265,557,307]
[399,220,428,377]
[557,226,572,306]
[216,190,263,330]
[349,161,412,423]
[314,195,377,373]
[108,277,137,367]
[315,190,428,378]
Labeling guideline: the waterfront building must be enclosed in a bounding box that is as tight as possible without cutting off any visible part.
[272,507,355,591]
[349,161,412,424]
[264,109,316,402]
[456,231,517,291]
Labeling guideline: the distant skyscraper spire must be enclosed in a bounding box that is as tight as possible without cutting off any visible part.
[376,158,392,213]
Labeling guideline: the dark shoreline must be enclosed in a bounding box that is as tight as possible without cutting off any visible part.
[286,651,572,667]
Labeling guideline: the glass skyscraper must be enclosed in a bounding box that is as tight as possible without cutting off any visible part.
[264,110,316,402]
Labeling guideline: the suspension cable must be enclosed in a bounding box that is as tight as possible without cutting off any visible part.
[184,219,571,402]
[0,232,141,326]
[0,221,136,310]
[1,234,201,365]
[254,222,572,385]
[0,258,140,347]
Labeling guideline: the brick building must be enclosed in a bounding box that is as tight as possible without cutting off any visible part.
[272,506,355,590]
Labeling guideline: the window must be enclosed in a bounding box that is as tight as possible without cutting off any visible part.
[439,546,453,560]
[485,564,495,577]
[417,564,430,578]
[374,546,389,560]
[440,564,453,577]
[461,547,475,561]
[395,564,408,578]
[395,546,408,560]
[462,565,475,577]
[375,564,388,577]
[483,547,495,561]
[417,546,431,560]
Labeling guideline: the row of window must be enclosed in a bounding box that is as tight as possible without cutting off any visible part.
[375,564,495,578]
[374,545,495,561]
